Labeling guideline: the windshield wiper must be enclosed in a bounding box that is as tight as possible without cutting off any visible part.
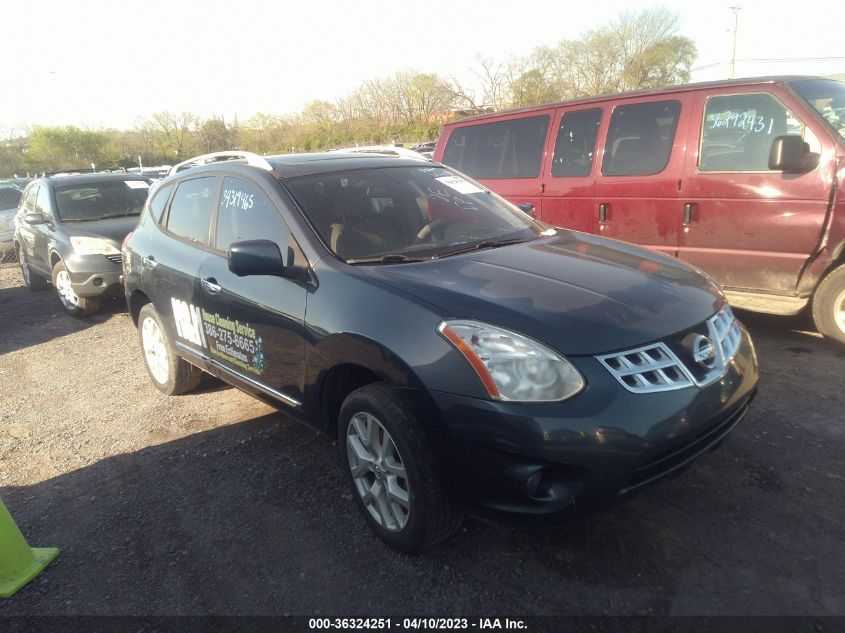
[95,212,141,220]
[434,236,534,259]
[346,253,426,265]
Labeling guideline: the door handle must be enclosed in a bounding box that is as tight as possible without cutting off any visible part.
[201,277,221,295]
[598,203,608,222]
[143,255,158,269]
[683,203,695,225]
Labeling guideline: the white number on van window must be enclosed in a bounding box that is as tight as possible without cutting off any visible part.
[709,110,772,134]
[222,189,255,211]
[171,297,207,347]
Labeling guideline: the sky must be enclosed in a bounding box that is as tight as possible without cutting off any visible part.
[1,0,842,132]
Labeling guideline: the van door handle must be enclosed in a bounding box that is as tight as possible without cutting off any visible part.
[683,203,695,225]
[143,255,158,269]
[598,203,608,222]
[201,277,221,295]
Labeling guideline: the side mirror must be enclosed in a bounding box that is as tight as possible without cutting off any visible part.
[24,213,48,225]
[769,135,816,172]
[227,239,285,277]
[517,203,535,218]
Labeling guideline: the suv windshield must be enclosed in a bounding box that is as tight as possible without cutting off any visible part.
[54,180,149,222]
[790,79,845,141]
[283,166,544,262]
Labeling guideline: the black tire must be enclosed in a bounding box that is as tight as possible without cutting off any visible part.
[137,303,203,395]
[812,265,845,345]
[18,247,47,291]
[51,260,100,317]
[338,382,463,552]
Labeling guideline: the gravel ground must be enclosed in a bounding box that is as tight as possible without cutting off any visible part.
[0,262,843,616]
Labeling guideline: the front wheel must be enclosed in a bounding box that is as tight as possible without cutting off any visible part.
[339,383,463,552]
[137,303,202,395]
[812,265,845,344]
[52,261,99,317]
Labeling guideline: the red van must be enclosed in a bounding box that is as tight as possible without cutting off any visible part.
[434,76,845,343]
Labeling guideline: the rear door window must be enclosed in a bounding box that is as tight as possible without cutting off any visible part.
[442,115,550,179]
[214,177,289,251]
[699,92,815,171]
[0,187,21,211]
[601,100,681,176]
[166,177,217,244]
[551,108,602,177]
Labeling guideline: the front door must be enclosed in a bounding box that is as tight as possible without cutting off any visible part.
[679,87,834,293]
[198,174,308,409]
[592,95,692,257]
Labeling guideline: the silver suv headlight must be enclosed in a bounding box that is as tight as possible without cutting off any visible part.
[70,236,120,256]
[438,320,585,402]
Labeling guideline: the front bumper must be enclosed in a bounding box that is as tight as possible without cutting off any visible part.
[65,254,123,298]
[418,325,759,519]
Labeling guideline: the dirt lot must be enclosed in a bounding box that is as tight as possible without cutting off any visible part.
[0,262,843,616]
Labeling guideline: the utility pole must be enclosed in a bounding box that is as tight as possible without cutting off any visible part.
[729,6,741,79]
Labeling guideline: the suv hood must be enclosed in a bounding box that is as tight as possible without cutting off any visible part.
[361,231,724,355]
[62,216,140,244]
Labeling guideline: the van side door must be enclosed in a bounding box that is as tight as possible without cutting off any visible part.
[541,107,603,233]
[592,94,693,257]
[679,87,834,294]
[440,111,554,215]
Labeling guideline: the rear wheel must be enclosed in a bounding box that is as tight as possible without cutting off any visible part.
[137,303,203,395]
[18,247,47,291]
[812,265,845,345]
[339,382,462,552]
[52,261,99,317]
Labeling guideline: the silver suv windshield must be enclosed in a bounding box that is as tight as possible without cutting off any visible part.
[283,165,547,263]
[790,79,845,141]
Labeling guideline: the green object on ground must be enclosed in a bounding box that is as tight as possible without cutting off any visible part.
[0,497,58,598]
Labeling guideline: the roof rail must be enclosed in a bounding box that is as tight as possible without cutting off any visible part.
[328,146,431,161]
[168,151,274,176]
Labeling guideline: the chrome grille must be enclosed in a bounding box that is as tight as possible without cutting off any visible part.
[105,254,122,265]
[598,304,742,394]
[598,343,693,393]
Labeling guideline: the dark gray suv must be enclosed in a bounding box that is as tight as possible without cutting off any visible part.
[14,173,150,316]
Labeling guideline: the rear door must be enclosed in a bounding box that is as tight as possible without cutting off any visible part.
[147,175,219,366]
[541,106,603,232]
[592,94,692,257]
[679,86,834,292]
[440,111,554,213]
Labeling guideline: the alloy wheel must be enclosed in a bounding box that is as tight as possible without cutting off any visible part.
[55,269,79,309]
[346,412,411,532]
[141,316,169,384]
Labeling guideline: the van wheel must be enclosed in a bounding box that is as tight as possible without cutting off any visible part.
[52,261,99,317]
[137,303,202,395]
[18,247,47,291]
[813,265,845,344]
[339,383,463,552]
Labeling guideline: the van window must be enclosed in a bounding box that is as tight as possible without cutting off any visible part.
[442,115,550,179]
[166,177,216,244]
[551,109,602,177]
[700,93,810,172]
[215,177,288,251]
[601,100,680,176]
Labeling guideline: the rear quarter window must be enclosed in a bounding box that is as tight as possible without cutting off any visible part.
[442,115,550,179]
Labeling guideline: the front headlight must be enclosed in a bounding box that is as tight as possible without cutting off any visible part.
[70,236,120,256]
[438,320,585,402]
